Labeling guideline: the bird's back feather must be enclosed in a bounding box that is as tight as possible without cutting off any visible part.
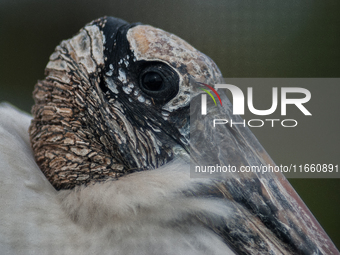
[0,103,235,255]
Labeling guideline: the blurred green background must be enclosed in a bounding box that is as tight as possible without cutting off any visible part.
[0,0,339,248]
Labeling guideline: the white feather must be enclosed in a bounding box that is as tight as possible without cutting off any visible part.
[0,103,235,255]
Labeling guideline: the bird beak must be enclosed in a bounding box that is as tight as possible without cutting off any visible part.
[189,84,339,254]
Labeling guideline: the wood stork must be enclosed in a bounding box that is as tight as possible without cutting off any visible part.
[0,17,338,255]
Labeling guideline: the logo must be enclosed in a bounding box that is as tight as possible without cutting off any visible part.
[198,82,222,115]
[199,83,312,128]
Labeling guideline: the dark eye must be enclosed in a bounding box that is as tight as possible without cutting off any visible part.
[139,62,179,104]
[142,72,163,91]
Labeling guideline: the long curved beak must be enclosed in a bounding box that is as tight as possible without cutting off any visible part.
[189,86,339,254]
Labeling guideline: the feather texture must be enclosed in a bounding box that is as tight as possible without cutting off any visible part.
[0,104,235,255]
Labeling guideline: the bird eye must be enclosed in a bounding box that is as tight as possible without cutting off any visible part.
[138,62,179,104]
[142,72,163,91]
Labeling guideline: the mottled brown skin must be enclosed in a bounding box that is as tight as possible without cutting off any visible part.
[29,23,132,189]
[30,71,124,189]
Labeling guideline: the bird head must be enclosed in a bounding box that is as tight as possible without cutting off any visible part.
[28,16,339,255]
[29,17,222,190]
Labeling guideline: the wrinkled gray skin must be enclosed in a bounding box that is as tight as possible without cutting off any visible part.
[29,17,339,254]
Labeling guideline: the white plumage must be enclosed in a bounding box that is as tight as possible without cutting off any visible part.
[0,103,235,255]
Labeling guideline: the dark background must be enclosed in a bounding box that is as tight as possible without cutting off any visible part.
[1,0,339,248]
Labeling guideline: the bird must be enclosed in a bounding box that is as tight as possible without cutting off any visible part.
[0,16,338,255]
